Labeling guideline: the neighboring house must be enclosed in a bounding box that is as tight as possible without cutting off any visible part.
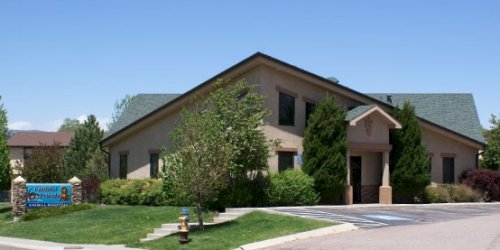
[101,52,485,205]
[8,131,74,177]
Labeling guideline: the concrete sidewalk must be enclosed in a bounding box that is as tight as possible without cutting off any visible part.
[0,236,142,250]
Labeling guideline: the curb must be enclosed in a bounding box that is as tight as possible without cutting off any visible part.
[236,223,358,250]
[0,236,141,250]
[235,201,500,211]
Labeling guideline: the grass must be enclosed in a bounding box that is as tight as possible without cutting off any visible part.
[0,203,12,225]
[0,206,333,249]
[0,205,211,246]
[133,211,333,250]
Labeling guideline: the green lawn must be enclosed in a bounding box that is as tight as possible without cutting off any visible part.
[0,205,208,246]
[133,211,333,250]
[0,203,12,225]
[0,206,333,250]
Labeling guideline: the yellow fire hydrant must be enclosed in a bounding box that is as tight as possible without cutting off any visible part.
[178,208,190,243]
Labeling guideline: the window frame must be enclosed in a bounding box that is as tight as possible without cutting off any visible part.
[305,101,316,127]
[442,157,455,184]
[278,92,296,126]
[278,151,295,172]
[149,152,160,178]
[119,153,128,179]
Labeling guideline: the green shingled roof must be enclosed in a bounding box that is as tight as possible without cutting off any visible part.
[346,105,375,121]
[367,93,484,143]
[104,94,181,140]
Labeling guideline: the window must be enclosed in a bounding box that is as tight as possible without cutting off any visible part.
[23,147,33,161]
[279,92,295,125]
[442,157,455,184]
[278,152,294,172]
[150,153,159,178]
[119,154,128,179]
[305,102,316,127]
[428,155,432,174]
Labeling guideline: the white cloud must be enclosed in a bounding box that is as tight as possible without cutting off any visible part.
[66,115,111,131]
[76,115,87,123]
[8,121,32,130]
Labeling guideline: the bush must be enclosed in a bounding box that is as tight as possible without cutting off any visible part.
[100,179,165,206]
[267,170,319,206]
[423,184,482,203]
[209,173,270,211]
[424,185,451,203]
[459,168,500,201]
[82,178,101,203]
[21,204,96,221]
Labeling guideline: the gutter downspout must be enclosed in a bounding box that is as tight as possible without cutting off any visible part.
[100,143,111,178]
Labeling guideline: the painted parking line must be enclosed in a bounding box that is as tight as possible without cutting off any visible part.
[272,208,388,228]
[363,214,413,221]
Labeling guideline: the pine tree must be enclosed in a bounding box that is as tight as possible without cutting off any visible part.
[390,102,431,202]
[302,95,347,203]
[481,114,500,171]
[63,115,106,179]
[0,97,10,190]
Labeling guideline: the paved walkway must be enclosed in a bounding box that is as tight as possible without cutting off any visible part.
[0,236,141,250]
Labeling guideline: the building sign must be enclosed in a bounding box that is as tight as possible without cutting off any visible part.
[26,183,72,208]
[297,153,303,165]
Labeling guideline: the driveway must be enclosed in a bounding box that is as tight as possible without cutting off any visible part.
[267,203,500,250]
[270,203,500,228]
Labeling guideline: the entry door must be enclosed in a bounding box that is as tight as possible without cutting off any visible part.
[350,156,362,203]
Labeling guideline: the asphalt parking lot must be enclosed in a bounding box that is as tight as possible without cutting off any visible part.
[271,203,500,228]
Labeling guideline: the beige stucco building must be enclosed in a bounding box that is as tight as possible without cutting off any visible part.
[8,131,74,176]
[101,53,485,204]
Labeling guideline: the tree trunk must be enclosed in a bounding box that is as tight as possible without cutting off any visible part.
[196,199,204,231]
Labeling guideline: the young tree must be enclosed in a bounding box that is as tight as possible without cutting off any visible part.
[107,95,135,130]
[302,95,348,203]
[482,114,500,170]
[58,118,82,132]
[0,97,10,190]
[162,79,275,229]
[390,102,431,202]
[63,115,107,179]
[20,143,65,183]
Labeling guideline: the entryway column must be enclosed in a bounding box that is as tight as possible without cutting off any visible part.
[379,150,392,204]
[345,150,353,205]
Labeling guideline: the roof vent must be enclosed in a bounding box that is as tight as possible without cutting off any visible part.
[386,95,392,104]
[327,77,339,84]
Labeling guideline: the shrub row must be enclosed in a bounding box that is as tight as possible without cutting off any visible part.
[21,204,96,221]
[100,179,165,206]
[423,184,482,203]
[459,168,500,201]
[59,171,318,208]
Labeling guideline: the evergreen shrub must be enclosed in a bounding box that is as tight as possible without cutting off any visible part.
[100,179,165,206]
[267,170,319,206]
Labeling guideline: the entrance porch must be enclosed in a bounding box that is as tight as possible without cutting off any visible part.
[344,105,401,204]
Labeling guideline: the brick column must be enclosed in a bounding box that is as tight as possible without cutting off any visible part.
[68,176,82,205]
[12,176,27,217]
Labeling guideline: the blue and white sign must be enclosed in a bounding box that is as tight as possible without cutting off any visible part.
[26,183,72,208]
[296,153,303,165]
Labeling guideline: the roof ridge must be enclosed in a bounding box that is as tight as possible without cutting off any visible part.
[366,93,472,95]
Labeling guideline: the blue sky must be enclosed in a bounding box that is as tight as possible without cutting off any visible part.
[1,1,499,131]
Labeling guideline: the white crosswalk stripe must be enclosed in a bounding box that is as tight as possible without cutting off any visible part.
[272,208,388,228]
